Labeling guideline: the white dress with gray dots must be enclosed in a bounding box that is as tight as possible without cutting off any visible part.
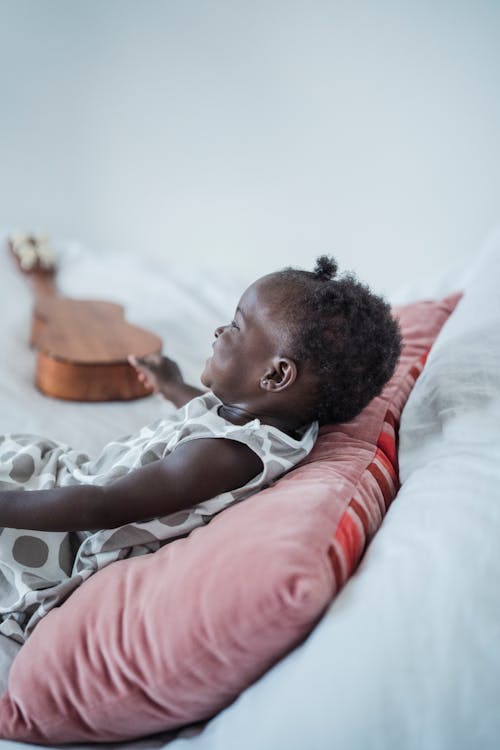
[0,392,317,643]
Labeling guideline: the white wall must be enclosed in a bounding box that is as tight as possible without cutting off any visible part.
[1,0,499,293]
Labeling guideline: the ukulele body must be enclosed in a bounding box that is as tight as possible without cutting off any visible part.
[9,235,162,402]
[32,296,162,401]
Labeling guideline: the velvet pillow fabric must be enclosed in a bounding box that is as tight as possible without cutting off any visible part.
[0,293,461,744]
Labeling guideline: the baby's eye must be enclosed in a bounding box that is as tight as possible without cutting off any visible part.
[230,319,240,330]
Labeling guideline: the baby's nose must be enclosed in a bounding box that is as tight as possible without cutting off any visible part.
[214,325,225,338]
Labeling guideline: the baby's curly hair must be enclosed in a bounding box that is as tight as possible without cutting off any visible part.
[272,255,402,425]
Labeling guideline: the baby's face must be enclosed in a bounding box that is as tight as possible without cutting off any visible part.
[200,276,289,404]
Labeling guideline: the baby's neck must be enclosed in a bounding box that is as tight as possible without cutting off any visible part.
[217,402,303,438]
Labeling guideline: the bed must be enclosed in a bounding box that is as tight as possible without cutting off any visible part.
[0,228,499,749]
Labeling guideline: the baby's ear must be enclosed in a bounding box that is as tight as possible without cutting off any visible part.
[260,357,297,392]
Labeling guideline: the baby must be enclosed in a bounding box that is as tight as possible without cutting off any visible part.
[0,256,401,642]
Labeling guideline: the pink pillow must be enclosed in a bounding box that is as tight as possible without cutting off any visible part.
[0,293,462,744]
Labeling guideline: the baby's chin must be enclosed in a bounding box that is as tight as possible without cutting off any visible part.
[199,360,211,388]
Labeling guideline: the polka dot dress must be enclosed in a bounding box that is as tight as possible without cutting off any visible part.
[0,393,317,642]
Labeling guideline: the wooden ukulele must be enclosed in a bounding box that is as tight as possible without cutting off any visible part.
[9,233,162,401]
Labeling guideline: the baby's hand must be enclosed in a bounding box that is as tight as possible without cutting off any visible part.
[128,353,184,396]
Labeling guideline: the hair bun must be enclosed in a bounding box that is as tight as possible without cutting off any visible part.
[313,255,338,281]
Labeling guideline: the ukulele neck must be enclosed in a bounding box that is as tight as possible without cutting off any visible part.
[30,272,57,299]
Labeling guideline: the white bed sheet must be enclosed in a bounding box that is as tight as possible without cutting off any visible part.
[0,229,499,749]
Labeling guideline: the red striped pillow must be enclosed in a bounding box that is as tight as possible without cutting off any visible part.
[329,352,428,589]
[313,289,461,599]
[0,294,462,745]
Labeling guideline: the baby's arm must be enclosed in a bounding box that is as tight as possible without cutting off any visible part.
[0,439,263,532]
[128,354,204,407]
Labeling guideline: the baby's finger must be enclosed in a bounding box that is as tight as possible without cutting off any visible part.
[139,353,162,367]
[130,354,163,374]
[127,354,139,368]
[128,356,153,385]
